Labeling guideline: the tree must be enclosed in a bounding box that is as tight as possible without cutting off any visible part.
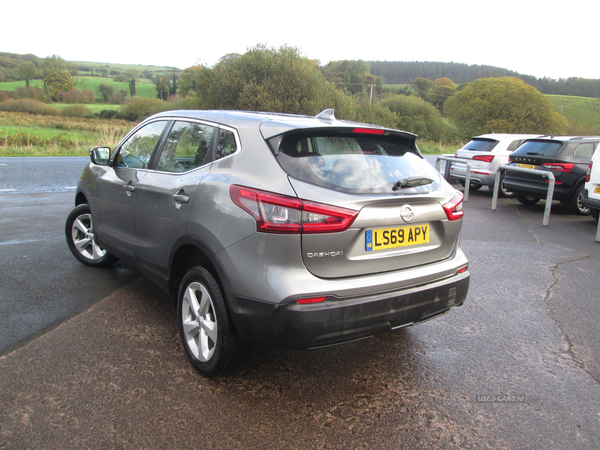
[125,69,139,97]
[154,76,170,100]
[411,77,434,98]
[425,85,455,111]
[17,62,37,87]
[97,84,114,103]
[43,70,74,100]
[381,94,456,142]
[178,66,205,97]
[169,70,178,96]
[42,55,68,79]
[320,60,377,94]
[187,45,349,115]
[435,77,456,90]
[444,77,568,138]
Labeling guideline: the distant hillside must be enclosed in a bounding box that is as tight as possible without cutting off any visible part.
[369,61,600,98]
[0,51,178,83]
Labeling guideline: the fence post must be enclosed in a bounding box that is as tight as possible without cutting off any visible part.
[494,165,555,226]
[435,156,471,201]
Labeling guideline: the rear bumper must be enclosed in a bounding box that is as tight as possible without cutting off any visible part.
[451,165,496,187]
[503,179,572,202]
[232,270,470,349]
[581,189,600,210]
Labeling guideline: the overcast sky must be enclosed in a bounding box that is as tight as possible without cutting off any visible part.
[3,0,598,80]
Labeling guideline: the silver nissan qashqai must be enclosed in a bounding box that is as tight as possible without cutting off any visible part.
[66,109,470,377]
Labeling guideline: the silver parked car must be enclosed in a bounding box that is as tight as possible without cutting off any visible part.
[66,109,470,377]
[450,134,542,197]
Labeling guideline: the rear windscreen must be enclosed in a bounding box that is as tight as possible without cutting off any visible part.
[460,138,498,152]
[511,140,563,157]
[272,131,440,194]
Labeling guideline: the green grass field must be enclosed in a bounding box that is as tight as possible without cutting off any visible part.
[0,76,158,99]
[0,111,134,156]
[71,61,177,74]
[546,95,600,128]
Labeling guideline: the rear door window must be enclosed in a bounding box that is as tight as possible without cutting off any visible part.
[273,130,439,194]
[156,121,215,173]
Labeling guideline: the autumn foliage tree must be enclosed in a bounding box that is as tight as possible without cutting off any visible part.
[43,70,74,100]
[187,45,348,115]
[444,77,568,138]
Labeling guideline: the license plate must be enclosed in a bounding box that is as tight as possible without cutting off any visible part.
[595,186,600,194]
[366,225,430,251]
[517,163,535,169]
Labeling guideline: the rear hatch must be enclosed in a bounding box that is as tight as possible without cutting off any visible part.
[267,127,463,279]
[454,138,499,172]
[507,139,567,185]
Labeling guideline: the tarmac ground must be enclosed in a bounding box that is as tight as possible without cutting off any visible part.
[1,182,599,449]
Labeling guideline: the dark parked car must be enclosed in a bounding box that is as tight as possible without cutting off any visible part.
[65,109,470,377]
[504,136,600,214]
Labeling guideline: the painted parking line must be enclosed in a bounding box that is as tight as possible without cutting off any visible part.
[0,189,16,192]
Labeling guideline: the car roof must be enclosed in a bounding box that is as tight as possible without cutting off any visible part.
[145,109,418,140]
[532,135,600,142]
[472,133,543,141]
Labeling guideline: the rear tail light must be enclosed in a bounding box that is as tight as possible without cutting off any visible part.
[587,161,593,182]
[508,156,514,162]
[230,185,358,234]
[473,154,494,163]
[542,163,574,172]
[442,191,464,221]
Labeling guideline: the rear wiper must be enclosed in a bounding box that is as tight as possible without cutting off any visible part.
[392,177,434,191]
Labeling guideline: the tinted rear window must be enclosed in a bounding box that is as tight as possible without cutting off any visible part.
[460,138,498,152]
[272,131,439,194]
[511,140,564,157]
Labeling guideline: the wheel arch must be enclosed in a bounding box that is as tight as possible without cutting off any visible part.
[75,191,88,206]
[168,237,245,338]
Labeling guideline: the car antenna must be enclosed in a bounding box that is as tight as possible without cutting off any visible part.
[316,109,336,121]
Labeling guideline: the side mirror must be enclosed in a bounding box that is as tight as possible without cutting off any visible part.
[90,147,111,165]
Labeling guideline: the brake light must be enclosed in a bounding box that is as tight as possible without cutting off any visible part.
[230,185,358,234]
[352,128,384,135]
[508,156,514,162]
[587,161,593,182]
[542,163,574,172]
[442,191,464,221]
[473,154,494,163]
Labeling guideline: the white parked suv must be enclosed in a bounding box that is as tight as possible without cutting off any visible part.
[450,134,542,197]
[582,149,600,220]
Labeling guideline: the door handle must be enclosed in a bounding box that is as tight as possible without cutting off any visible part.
[172,191,189,209]
[123,183,135,196]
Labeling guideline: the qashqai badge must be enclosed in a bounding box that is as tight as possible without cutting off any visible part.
[400,205,414,222]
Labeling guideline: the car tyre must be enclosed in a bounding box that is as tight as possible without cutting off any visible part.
[65,204,117,267]
[459,180,482,191]
[178,266,250,377]
[567,185,591,215]
[591,209,600,221]
[515,194,540,206]
[498,171,515,198]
